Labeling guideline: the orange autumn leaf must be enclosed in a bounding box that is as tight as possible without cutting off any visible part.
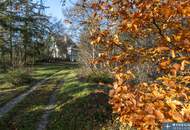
[154,110,165,121]
[160,60,171,69]
[88,0,190,129]
[170,111,183,122]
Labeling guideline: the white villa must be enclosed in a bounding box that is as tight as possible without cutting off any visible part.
[50,35,78,61]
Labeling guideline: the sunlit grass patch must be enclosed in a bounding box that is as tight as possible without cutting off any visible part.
[0,64,75,130]
[0,78,57,130]
[0,64,66,108]
[31,64,65,80]
[0,86,27,107]
[0,64,115,130]
[47,69,112,130]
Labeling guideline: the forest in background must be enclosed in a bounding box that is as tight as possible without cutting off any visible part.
[0,0,76,70]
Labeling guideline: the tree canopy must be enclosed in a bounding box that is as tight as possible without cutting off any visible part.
[72,0,190,129]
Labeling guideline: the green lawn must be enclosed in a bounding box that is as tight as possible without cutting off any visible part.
[0,67,70,130]
[31,64,66,80]
[47,68,113,130]
[0,64,124,130]
[0,64,67,107]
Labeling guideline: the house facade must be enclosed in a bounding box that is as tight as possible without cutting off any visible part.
[67,44,78,62]
[49,35,78,62]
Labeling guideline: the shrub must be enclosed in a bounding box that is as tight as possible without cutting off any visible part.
[88,0,190,129]
[5,68,33,86]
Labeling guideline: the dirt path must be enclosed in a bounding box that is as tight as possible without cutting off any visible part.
[37,80,64,130]
[0,71,62,119]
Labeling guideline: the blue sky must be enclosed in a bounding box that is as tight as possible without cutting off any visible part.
[45,0,77,20]
[44,0,79,42]
[45,0,63,20]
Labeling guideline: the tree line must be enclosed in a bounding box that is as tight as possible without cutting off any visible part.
[0,0,68,70]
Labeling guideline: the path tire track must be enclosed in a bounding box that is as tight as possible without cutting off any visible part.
[0,71,62,119]
[37,80,64,130]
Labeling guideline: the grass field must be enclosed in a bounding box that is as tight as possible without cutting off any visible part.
[47,68,112,130]
[0,64,128,130]
[0,64,66,107]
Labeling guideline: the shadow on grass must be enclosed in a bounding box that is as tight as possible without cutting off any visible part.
[33,63,79,71]
[0,66,114,130]
[48,83,112,130]
[0,80,57,130]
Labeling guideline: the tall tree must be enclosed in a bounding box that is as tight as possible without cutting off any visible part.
[0,0,52,68]
[80,0,190,129]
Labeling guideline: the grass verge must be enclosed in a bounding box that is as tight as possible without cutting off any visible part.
[0,69,68,130]
[0,64,66,107]
[0,64,124,130]
[47,68,113,130]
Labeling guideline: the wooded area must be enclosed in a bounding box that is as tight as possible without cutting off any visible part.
[0,0,76,69]
[84,0,190,129]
